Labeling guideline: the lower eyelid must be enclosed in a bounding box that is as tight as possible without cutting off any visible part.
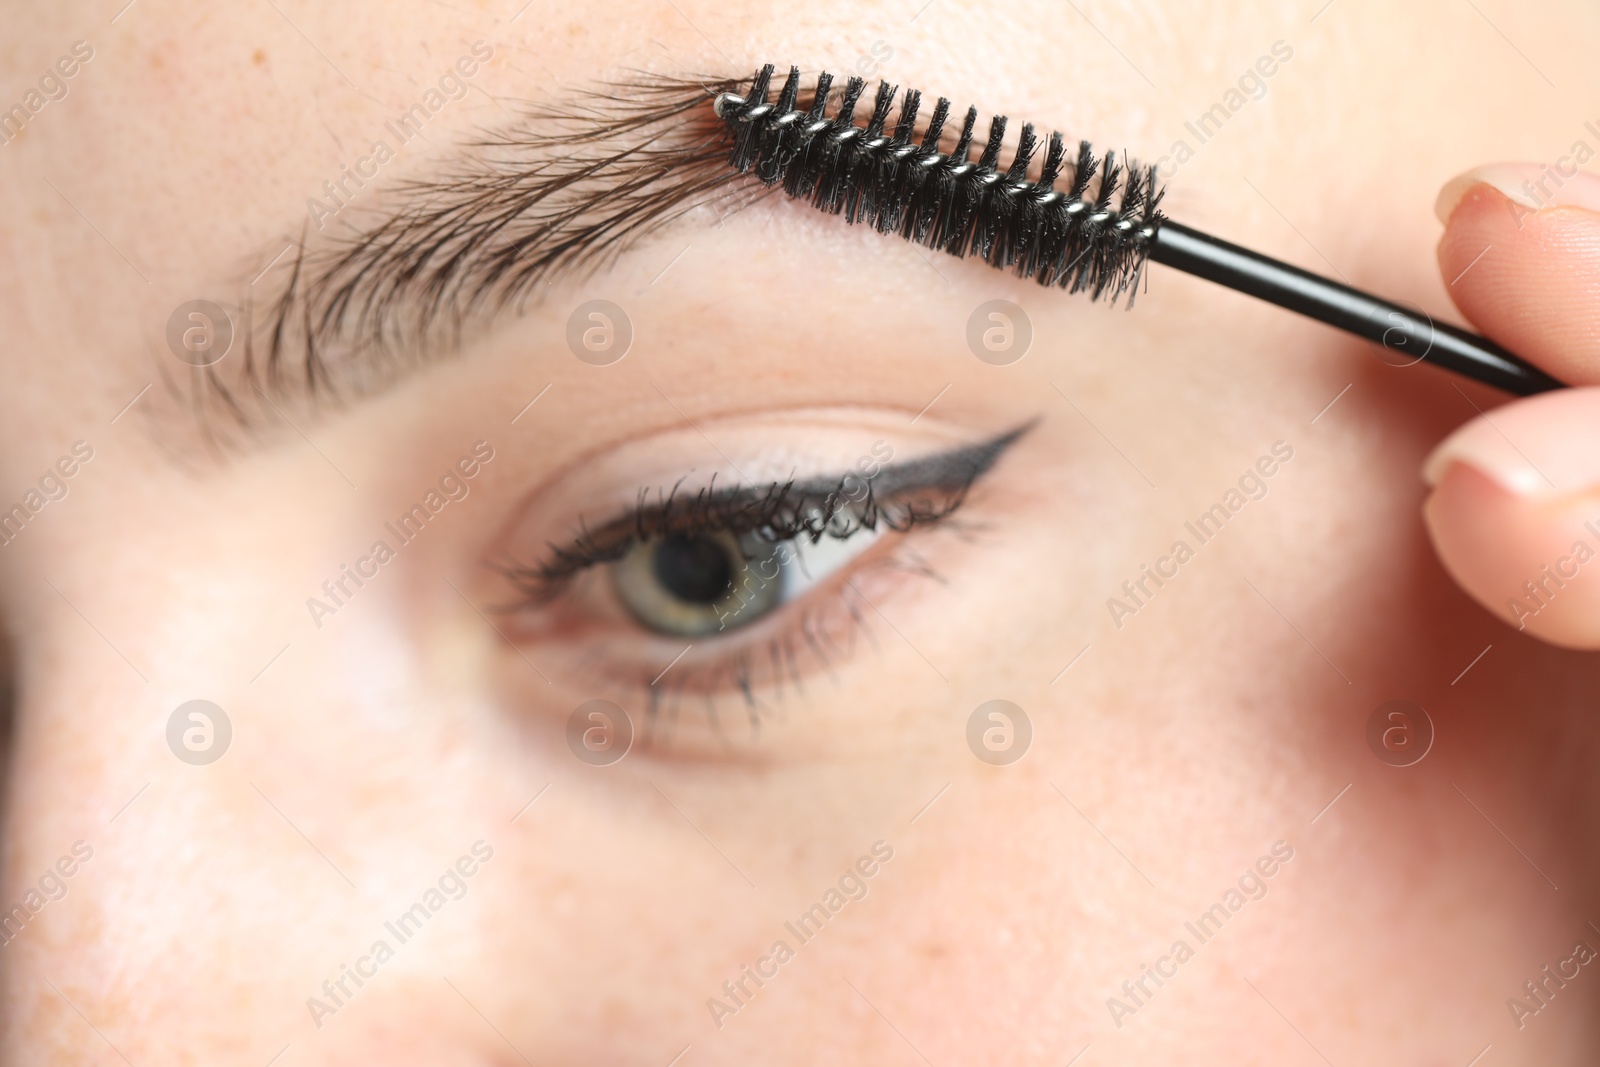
[476,424,1027,747]
[493,522,944,715]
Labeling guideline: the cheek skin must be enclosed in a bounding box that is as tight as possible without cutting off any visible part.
[5,0,1600,1061]
[1424,462,1600,647]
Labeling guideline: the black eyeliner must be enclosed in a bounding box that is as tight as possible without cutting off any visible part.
[500,422,1031,601]
[776,421,1032,500]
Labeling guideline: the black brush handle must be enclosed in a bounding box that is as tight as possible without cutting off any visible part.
[1148,220,1564,396]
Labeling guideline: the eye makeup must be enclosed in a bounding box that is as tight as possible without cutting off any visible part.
[499,422,1030,606]
[487,416,1031,728]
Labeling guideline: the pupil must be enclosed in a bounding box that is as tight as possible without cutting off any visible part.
[652,535,734,604]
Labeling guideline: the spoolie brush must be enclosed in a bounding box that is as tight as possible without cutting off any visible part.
[713,65,1563,396]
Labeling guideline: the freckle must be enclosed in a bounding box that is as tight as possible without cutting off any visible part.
[567,22,583,37]
[253,48,267,66]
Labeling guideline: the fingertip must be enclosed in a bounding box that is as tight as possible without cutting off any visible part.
[1434,164,1544,226]
[1424,461,1600,649]
[1434,165,1600,384]
[1421,387,1600,496]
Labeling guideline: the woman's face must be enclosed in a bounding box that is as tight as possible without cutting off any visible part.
[3,1,1598,1063]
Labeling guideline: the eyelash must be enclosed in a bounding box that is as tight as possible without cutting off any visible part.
[496,469,976,605]
[491,470,983,728]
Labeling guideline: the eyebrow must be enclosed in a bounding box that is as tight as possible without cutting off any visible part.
[197,72,755,437]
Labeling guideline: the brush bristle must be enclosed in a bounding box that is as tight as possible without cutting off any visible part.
[715,64,1165,303]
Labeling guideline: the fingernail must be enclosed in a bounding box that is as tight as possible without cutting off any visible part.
[1434,162,1600,225]
[1422,388,1600,496]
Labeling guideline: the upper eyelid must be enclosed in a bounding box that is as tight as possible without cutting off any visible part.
[500,423,1034,598]
[581,424,1028,542]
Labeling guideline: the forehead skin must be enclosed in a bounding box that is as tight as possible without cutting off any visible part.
[2,1,1600,1066]
[0,1,1589,438]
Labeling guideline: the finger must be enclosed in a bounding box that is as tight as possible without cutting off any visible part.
[1423,387,1600,648]
[1435,163,1600,384]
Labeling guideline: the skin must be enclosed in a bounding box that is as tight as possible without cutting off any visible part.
[1,0,1599,1064]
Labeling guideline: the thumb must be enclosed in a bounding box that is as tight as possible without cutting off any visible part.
[1423,163,1600,648]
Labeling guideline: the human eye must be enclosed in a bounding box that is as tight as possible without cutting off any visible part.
[487,411,1029,739]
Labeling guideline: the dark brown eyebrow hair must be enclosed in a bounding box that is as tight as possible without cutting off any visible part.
[191,71,757,442]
